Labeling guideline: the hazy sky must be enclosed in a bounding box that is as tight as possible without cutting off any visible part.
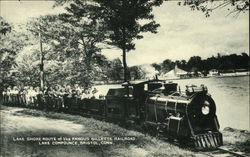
[1,0,249,66]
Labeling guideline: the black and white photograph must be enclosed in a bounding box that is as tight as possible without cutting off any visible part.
[0,0,249,156]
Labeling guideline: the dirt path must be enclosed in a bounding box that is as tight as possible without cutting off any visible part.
[1,108,85,136]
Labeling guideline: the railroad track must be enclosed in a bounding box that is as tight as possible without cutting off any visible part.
[156,136,247,157]
[200,146,249,157]
[157,136,248,157]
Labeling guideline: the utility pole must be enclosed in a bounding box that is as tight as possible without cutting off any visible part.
[39,29,44,94]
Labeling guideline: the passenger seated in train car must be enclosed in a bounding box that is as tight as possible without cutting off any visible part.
[91,87,98,99]
[14,86,22,106]
[17,86,23,105]
[43,86,48,95]
[15,86,21,105]
[19,87,26,106]
[71,88,78,97]
[24,87,31,106]
[22,86,29,106]
[84,88,92,99]
[42,86,49,108]
[2,87,8,105]
[74,84,83,97]
[34,87,42,108]
[58,87,66,108]
[45,87,54,109]
[50,86,59,109]
[2,88,7,104]
[53,85,60,95]
[65,85,72,95]
[54,85,63,110]
[6,87,11,105]
[61,86,69,109]
[99,94,105,100]
[8,87,16,106]
[27,86,37,107]
[12,86,19,94]
[49,86,55,97]
[33,87,39,102]
[6,87,12,104]
[80,89,88,100]
[22,86,28,106]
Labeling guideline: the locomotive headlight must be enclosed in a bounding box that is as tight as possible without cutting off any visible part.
[201,101,210,115]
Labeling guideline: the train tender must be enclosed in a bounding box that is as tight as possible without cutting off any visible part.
[1,79,223,150]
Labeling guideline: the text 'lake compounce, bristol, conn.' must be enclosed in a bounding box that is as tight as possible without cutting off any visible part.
[12,136,136,146]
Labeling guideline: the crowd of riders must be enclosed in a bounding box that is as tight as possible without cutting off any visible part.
[1,84,102,109]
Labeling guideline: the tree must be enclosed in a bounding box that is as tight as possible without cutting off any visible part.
[58,1,107,70]
[162,59,175,73]
[0,17,32,92]
[106,58,124,81]
[27,4,107,87]
[240,53,250,69]
[179,0,249,17]
[0,17,11,35]
[94,0,164,82]
[128,66,146,80]
[13,44,68,87]
[177,60,188,71]
[152,63,161,72]
[187,56,203,72]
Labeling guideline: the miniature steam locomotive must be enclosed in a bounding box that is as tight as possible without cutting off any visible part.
[1,80,223,149]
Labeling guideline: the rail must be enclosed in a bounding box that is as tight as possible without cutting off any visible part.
[200,146,249,157]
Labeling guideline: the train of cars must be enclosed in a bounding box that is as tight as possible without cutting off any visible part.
[1,79,223,150]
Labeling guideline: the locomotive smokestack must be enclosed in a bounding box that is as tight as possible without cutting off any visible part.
[155,74,158,80]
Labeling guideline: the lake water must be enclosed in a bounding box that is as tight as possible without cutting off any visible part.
[174,76,249,131]
[95,76,249,131]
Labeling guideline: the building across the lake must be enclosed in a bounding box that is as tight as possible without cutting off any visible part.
[219,69,249,77]
[208,69,249,77]
[161,65,188,79]
[208,69,219,77]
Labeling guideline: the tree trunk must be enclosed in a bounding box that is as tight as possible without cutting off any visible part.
[39,31,44,94]
[122,48,127,82]
[122,26,127,82]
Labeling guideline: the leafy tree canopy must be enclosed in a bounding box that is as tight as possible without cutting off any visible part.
[178,0,249,17]
[93,0,164,81]
[0,17,34,91]
[0,16,11,35]
[26,4,110,87]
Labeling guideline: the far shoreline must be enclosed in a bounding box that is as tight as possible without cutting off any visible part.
[94,74,250,85]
